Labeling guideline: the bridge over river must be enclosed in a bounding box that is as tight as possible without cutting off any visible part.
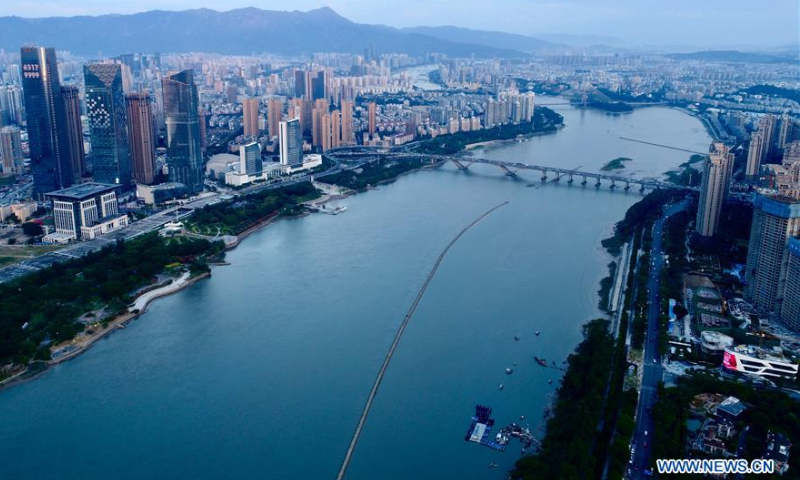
[325,146,697,193]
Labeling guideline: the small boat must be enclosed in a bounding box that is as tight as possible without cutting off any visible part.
[520,415,525,421]
[498,383,504,391]
[488,462,499,468]
[535,357,547,367]
[505,367,514,375]
[535,331,540,336]
[514,335,520,341]
[548,379,553,385]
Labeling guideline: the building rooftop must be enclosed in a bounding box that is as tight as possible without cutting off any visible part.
[45,182,118,201]
[716,396,746,418]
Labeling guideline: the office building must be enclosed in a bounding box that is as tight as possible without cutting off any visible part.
[44,183,127,242]
[312,71,326,101]
[243,97,260,138]
[125,93,157,185]
[60,85,85,179]
[279,118,302,167]
[696,142,734,237]
[21,46,74,196]
[163,70,204,194]
[294,69,305,99]
[267,98,282,140]
[84,63,131,186]
[745,195,800,320]
[781,237,800,329]
[0,126,23,175]
[240,141,262,176]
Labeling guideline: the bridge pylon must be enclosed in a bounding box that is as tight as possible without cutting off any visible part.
[567,173,574,184]
[581,176,587,186]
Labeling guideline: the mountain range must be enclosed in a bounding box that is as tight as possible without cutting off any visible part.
[0,7,538,58]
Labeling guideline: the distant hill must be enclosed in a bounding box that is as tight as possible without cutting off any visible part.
[0,7,524,58]
[534,33,630,49]
[402,25,558,53]
[666,50,798,64]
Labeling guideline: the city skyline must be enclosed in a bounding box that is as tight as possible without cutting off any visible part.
[1,2,797,49]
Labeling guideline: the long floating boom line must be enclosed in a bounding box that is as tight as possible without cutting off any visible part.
[335,200,510,480]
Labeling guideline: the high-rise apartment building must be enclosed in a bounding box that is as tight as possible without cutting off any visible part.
[21,46,74,196]
[762,114,778,158]
[267,98,282,140]
[368,102,376,137]
[243,97,260,138]
[163,70,204,194]
[745,195,800,320]
[279,118,302,167]
[778,114,795,151]
[60,85,85,179]
[341,101,354,145]
[312,99,329,148]
[747,131,765,178]
[696,142,734,237]
[0,126,23,175]
[84,63,131,186]
[781,237,800,330]
[125,93,157,185]
[239,141,262,176]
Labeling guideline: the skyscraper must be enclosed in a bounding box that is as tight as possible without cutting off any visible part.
[163,70,204,194]
[279,118,302,167]
[745,195,800,319]
[267,98,282,140]
[762,114,778,158]
[312,71,326,101]
[696,142,734,237]
[84,63,131,186]
[368,101,376,138]
[0,126,23,175]
[126,93,157,185]
[294,70,305,99]
[60,85,86,179]
[341,100,354,145]
[21,46,74,196]
[321,113,333,152]
[243,97,260,138]
[240,142,262,176]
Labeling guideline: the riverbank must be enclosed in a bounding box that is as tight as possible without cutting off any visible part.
[0,270,211,391]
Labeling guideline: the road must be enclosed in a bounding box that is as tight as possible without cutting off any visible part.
[629,200,687,479]
[0,161,344,284]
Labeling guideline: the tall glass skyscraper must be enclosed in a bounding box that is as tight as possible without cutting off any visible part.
[162,70,204,194]
[21,46,74,196]
[84,63,131,187]
[279,118,303,167]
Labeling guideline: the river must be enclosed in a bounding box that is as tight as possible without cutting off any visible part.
[0,102,710,480]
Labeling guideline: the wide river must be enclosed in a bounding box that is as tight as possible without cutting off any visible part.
[0,101,709,480]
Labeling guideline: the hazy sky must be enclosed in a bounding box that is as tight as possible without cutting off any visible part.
[2,0,798,48]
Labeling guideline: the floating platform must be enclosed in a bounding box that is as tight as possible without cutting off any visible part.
[464,405,507,451]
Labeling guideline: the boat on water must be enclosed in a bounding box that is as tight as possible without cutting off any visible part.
[548,379,553,385]
[325,206,348,215]
[535,331,541,336]
[498,383,504,391]
[488,462,499,468]
[535,357,547,367]
[514,335,520,341]
[505,367,514,375]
